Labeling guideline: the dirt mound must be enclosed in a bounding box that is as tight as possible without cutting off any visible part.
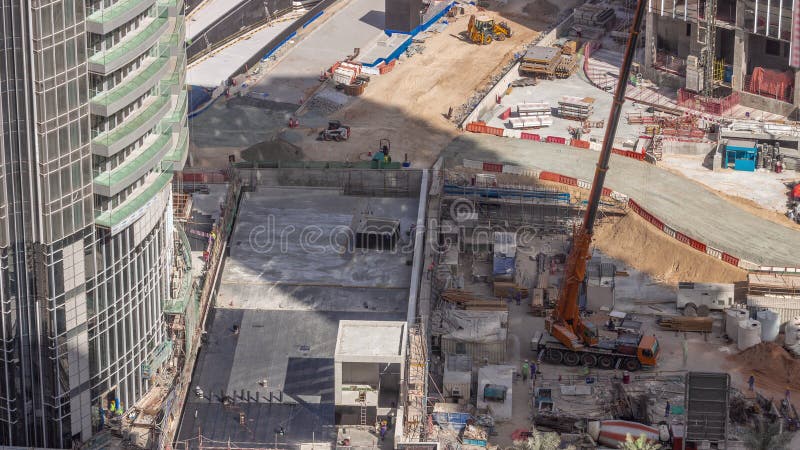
[240,137,304,162]
[731,342,800,390]
[593,213,747,284]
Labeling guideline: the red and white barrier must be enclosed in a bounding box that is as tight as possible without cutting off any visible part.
[458,158,799,274]
[463,121,650,163]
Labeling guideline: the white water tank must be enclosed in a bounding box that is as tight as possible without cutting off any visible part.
[756,309,780,342]
[785,317,800,356]
[725,308,748,340]
[737,319,762,350]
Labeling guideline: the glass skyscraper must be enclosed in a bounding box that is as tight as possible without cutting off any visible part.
[0,0,187,446]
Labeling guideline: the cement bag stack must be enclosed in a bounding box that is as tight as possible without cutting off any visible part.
[785,317,800,356]
[756,309,780,342]
[725,308,748,341]
[737,319,762,350]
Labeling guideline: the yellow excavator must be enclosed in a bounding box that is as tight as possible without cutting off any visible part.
[467,15,512,45]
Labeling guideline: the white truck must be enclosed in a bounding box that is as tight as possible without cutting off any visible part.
[677,282,735,316]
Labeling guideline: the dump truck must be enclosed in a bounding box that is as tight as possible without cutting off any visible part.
[467,15,511,45]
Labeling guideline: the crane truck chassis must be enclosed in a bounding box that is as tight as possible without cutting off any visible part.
[532,331,659,372]
[533,0,660,373]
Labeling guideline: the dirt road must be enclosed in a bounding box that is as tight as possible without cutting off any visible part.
[296,8,540,167]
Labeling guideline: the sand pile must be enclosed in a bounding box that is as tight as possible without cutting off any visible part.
[593,213,747,284]
[240,137,304,162]
[731,342,800,390]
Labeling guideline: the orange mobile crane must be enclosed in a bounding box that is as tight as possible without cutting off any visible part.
[532,0,659,372]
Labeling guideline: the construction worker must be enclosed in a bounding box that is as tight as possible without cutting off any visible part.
[379,419,388,441]
[748,375,755,392]
[665,401,671,418]
[521,360,530,381]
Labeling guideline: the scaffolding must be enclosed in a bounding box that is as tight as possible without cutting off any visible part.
[441,172,583,234]
[403,324,428,441]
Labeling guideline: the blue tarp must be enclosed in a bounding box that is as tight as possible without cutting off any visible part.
[261,31,297,61]
[188,85,212,111]
[493,255,515,277]
[432,412,470,429]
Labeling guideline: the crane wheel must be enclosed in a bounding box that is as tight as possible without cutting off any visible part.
[697,304,710,317]
[544,348,563,364]
[683,303,698,317]
[598,355,614,370]
[623,358,641,372]
[581,353,598,367]
[563,352,580,366]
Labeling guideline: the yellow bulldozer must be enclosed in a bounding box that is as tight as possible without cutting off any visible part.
[467,15,512,45]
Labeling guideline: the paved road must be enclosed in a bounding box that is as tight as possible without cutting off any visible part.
[250,0,387,103]
[443,134,800,267]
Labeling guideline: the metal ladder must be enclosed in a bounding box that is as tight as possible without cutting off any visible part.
[358,391,367,426]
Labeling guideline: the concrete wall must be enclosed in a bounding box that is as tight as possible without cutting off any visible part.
[187,0,295,59]
[655,16,691,58]
[586,285,614,311]
[342,362,379,385]
[439,339,506,364]
[747,34,791,72]
[738,91,797,118]
[661,140,716,156]
[241,168,424,196]
[460,60,519,125]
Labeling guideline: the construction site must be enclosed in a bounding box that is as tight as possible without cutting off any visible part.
[86,0,800,448]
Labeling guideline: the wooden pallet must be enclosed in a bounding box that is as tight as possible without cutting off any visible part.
[656,316,713,332]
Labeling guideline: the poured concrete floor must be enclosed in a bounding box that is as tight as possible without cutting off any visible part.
[250,0,389,104]
[177,186,417,448]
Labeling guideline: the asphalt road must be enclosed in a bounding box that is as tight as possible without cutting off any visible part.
[443,134,800,267]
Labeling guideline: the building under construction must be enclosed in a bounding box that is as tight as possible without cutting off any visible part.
[643,0,799,115]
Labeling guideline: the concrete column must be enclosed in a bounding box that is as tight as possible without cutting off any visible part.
[793,69,800,107]
[689,22,703,57]
[334,361,343,404]
[645,12,656,69]
[732,29,747,91]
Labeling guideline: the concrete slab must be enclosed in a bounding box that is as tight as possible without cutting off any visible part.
[358,33,409,65]
[223,188,417,288]
[443,134,800,267]
[249,0,388,103]
[178,185,417,447]
[481,73,643,144]
[177,308,405,446]
[336,320,405,359]
[187,19,297,87]
[660,153,799,213]
[186,0,250,40]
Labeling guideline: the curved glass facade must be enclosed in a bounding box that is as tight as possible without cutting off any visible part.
[0,0,186,447]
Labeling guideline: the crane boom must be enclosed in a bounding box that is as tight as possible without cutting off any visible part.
[547,0,648,350]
